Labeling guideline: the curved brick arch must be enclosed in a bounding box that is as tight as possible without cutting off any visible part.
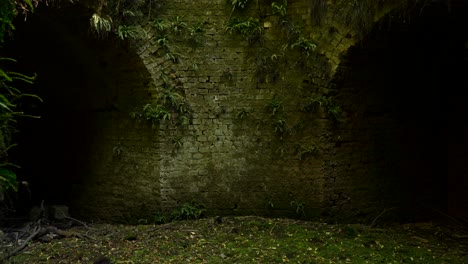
[8,0,467,223]
[131,0,468,222]
[127,0,413,221]
[7,4,160,222]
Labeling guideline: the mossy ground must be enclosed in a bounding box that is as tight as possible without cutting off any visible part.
[10,216,468,263]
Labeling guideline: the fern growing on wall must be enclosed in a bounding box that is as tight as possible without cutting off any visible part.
[0,58,41,193]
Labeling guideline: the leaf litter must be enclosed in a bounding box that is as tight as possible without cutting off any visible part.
[8,216,468,263]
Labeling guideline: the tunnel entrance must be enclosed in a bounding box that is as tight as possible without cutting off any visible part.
[4,4,159,220]
[333,2,468,221]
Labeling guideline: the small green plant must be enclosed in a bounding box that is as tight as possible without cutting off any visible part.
[290,200,305,216]
[156,35,169,47]
[265,96,283,116]
[272,118,289,135]
[236,108,250,119]
[275,146,288,157]
[225,17,264,44]
[171,135,183,148]
[303,95,345,123]
[227,0,250,18]
[254,50,282,84]
[228,0,249,9]
[303,95,326,112]
[90,13,113,36]
[222,69,233,81]
[171,201,205,220]
[153,212,167,224]
[266,198,275,209]
[0,58,41,194]
[0,166,18,192]
[170,16,187,34]
[159,86,183,107]
[327,104,345,123]
[279,19,301,40]
[152,19,170,32]
[295,143,319,160]
[290,35,317,56]
[165,52,181,63]
[291,121,306,134]
[131,103,171,125]
[186,21,207,46]
[112,143,123,156]
[271,0,288,16]
[116,25,148,40]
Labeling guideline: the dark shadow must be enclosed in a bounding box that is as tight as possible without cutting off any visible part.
[333,1,468,221]
[3,4,150,214]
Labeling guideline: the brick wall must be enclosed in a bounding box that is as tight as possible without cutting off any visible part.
[17,0,455,223]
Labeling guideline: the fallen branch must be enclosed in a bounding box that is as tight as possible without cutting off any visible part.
[370,207,397,227]
[62,214,94,230]
[8,225,41,258]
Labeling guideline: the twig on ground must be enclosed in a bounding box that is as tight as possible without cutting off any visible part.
[269,222,277,236]
[370,207,397,227]
[62,214,94,230]
[8,225,41,258]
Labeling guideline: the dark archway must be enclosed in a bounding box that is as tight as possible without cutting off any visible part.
[332,2,468,221]
[4,4,157,220]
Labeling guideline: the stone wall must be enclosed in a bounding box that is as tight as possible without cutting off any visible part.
[126,0,372,221]
[10,0,464,223]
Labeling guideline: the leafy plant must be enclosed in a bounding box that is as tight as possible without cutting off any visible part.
[0,58,41,195]
[0,167,18,192]
[225,17,264,44]
[272,118,289,135]
[171,201,205,220]
[90,0,148,37]
[254,50,282,84]
[275,146,287,157]
[222,69,233,81]
[0,0,37,42]
[156,35,169,47]
[265,96,283,116]
[0,0,17,43]
[176,115,190,126]
[90,13,113,36]
[116,24,147,40]
[131,103,170,125]
[152,19,170,32]
[266,198,275,209]
[228,0,249,9]
[295,143,319,160]
[303,95,345,123]
[327,104,345,123]
[290,35,317,56]
[186,21,207,46]
[334,0,377,39]
[170,16,187,34]
[227,0,250,18]
[112,143,123,156]
[290,200,305,216]
[171,135,183,148]
[159,87,183,107]
[271,0,288,17]
[303,95,328,112]
[153,212,167,224]
[236,108,250,119]
[279,19,301,40]
[165,52,181,63]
